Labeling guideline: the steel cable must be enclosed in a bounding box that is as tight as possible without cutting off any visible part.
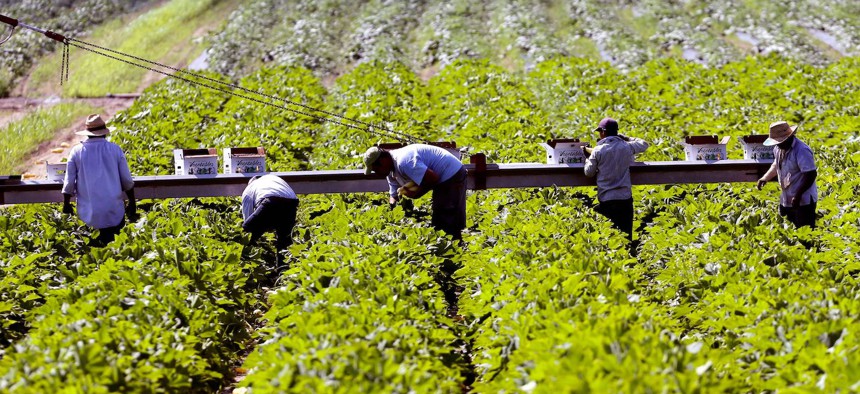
[67,37,427,143]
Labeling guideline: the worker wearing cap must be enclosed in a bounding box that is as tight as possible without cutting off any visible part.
[363,144,467,239]
[241,174,299,264]
[62,114,136,246]
[582,118,649,241]
[757,121,818,228]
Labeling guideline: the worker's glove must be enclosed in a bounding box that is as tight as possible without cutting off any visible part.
[125,203,138,221]
[62,203,74,215]
[756,178,767,190]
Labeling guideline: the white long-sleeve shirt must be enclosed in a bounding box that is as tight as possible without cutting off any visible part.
[61,138,134,229]
[241,175,297,221]
[584,136,649,202]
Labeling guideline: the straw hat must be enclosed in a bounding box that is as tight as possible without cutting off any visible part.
[75,114,115,137]
[763,121,797,146]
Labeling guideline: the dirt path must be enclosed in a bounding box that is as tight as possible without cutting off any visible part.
[0,96,138,178]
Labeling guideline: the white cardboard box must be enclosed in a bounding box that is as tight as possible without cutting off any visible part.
[46,162,68,182]
[173,148,218,176]
[540,139,589,164]
[740,135,774,160]
[223,147,267,174]
[682,135,730,161]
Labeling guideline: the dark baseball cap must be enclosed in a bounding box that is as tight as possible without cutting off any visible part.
[595,118,618,134]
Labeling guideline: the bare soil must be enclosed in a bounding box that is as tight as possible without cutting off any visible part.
[1,97,138,177]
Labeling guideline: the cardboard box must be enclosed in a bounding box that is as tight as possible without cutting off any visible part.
[223,147,267,174]
[173,148,218,176]
[377,141,463,160]
[540,138,590,164]
[46,162,68,182]
[682,135,730,161]
[740,135,774,160]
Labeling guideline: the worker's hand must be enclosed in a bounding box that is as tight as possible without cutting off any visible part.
[756,178,767,190]
[400,187,421,199]
[125,202,138,221]
[790,196,799,207]
[389,195,399,207]
[618,134,631,142]
[581,146,591,158]
[62,203,74,215]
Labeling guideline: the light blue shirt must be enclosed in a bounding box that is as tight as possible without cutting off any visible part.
[584,136,649,202]
[773,138,817,206]
[241,175,297,220]
[61,138,134,229]
[386,144,463,197]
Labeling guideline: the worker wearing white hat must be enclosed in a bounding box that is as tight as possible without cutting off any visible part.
[757,121,818,228]
[62,114,136,246]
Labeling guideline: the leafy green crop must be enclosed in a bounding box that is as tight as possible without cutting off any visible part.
[3,55,860,393]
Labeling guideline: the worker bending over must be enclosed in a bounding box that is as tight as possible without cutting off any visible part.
[583,117,649,242]
[363,144,467,239]
[241,175,299,264]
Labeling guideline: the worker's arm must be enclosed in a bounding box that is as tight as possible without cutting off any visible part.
[125,187,137,219]
[623,136,649,154]
[583,149,598,177]
[757,160,778,190]
[401,168,440,199]
[387,174,399,205]
[61,153,77,214]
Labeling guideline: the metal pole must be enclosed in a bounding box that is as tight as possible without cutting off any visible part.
[0,160,773,205]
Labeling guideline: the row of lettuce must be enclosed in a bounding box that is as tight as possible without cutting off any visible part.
[1,56,859,392]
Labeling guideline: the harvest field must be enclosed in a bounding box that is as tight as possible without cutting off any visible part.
[1,1,860,393]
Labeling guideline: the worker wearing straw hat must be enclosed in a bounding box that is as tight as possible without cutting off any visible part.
[363,144,466,240]
[757,121,818,228]
[62,114,136,246]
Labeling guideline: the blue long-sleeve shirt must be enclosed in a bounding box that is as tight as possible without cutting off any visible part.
[61,138,134,229]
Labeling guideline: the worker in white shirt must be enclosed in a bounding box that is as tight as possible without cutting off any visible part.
[62,114,136,246]
[363,144,467,240]
[241,174,299,264]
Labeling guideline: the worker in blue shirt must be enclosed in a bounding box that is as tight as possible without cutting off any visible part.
[62,114,136,246]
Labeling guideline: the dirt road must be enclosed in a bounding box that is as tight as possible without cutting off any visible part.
[1,96,138,177]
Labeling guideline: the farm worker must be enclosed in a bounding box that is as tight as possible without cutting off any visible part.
[363,144,467,240]
[241,174,299,264]
[756,121,817,228]
[62,114,136,246]
[582,117,649,241]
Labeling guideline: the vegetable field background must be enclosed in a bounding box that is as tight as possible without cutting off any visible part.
[1,0,859,393]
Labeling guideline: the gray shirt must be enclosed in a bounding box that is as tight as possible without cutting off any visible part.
[584,136,649,202]
[767,138,818,206]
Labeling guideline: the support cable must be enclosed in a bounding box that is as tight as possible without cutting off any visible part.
[0,13,428,144]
